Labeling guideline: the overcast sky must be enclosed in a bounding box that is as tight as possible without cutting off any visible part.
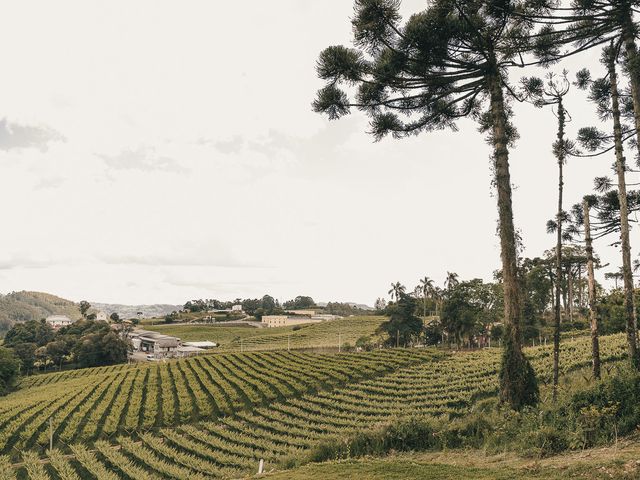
[0,1,635,306]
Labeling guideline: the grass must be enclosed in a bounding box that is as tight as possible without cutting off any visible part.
[145,324,264,344]
[259,439,640,479]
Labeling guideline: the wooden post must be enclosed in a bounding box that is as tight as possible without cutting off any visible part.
[396,330,399,348]
[49,417,53,451]
[338,333,341,353]
[287,335,290,351]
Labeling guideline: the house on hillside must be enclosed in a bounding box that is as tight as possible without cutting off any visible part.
[96,311,108,321]
[45,315,74,330]
[262,315,323,328]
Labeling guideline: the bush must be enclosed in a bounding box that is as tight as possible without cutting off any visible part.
[302,417,442,464]
[520,424,569,457]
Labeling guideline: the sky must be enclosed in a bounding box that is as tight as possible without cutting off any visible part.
[0,1,636,306]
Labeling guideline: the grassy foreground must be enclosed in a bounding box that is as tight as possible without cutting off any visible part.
[260,439,640,479]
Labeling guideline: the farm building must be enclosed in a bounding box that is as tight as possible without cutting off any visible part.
[176,345,205,357]
[183,341,217,349]
[45,315,74,329]
[262,315,323,328]
[129,330,180,358]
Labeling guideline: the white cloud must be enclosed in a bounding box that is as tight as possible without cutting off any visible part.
[0,118,64,152]
[97,147,187,173]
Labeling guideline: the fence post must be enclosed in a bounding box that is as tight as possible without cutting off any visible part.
[49,417,53,451]
[258,458,264,474]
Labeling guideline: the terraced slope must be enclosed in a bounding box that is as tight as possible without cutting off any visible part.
[8,333,631,479]
[1,349,435,453]
[146,316,386,351]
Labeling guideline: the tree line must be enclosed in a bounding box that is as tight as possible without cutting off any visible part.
[0,301,129,395]
[314,0,640,409]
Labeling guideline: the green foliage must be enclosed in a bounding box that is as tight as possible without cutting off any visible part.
[378,293,423,347]
[303,416,441,464]
[78,301,91,318]
[0,347,19,395]
[3,319,54,347]
[499,328,539,410]
[283,296,316,310]
[6,319,129,371]
[440,279,502,346]
[355,335,374,351]
[11,343,36,373]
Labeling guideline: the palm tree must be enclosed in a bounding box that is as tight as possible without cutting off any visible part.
[388,282,406,302]
[419,277,435,317]
[445,272,459,291]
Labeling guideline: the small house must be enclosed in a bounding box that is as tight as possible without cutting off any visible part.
[45,315,74,330]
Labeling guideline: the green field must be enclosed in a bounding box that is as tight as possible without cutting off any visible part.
[0,331,631,479]
[263,444,640,480]
[146,316,387,351]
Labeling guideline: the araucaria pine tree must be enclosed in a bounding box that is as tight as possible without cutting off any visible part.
[521,71,572,400]
[532,1,640,159]
[313,0,544,409]
[575,46,640,368]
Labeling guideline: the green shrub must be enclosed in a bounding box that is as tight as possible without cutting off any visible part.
[519,424,569,457]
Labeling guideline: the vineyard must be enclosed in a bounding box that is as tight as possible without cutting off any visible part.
[146,316,387,351]
[1,332,631,479]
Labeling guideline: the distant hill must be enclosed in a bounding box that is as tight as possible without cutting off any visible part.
[0,291,182,332]
[0,291,81,330]
[90,302,182,320]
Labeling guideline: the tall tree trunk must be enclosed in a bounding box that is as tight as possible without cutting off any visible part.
[622,14,640,158]
[489,67,538,410]
[608,52,639,369]
[552,96,566,401]
[583,199,601,380]
[578,265,584,310]
[568,265,574,322]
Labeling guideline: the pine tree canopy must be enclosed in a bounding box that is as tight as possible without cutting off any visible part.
[313,0,552,140]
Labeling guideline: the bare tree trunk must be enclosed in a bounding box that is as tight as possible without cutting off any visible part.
[578,265,584,310]
[552,96,566,401]
[608,52,639,369]
[489,67,537,409]
[568,265,574,322]
[583,199,601,379]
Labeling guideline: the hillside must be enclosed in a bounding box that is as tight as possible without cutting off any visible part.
[0,332,631,479]
[146,316,386,350]
[0,291,80,330]
[90,302,181,320]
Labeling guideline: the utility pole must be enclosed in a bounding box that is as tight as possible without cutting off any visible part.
[240,339,243,353]
[49,417,53,451]
[338,333,341,353]
[287,335,290,352]
[396,330,399,348]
